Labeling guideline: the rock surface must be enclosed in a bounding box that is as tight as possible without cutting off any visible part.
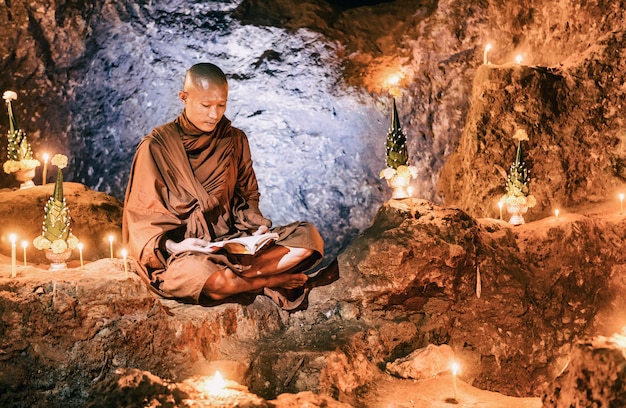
[542,336,626,408]
[1,198,624,406]
[438,30,626,221]
[0,182,123,262]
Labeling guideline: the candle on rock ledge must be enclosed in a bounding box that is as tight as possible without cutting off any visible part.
[121,248,128,278]
[108,235,114,260]
[77,243,84,268]
[21,240,28,266]
[42,153,49,185]
[483,43,492,65]
[451,361,459,401]
[9,234,17,278]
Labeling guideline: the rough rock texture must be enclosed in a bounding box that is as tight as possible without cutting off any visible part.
[2,0,625,258]
[2,198,623,406]
[0,183,123,262]
[294,199,626,399]
[86,368,352,408]
[542,337,626,408]
[438,30,626,221]
[0,261,287,408]
[386,343,456,380]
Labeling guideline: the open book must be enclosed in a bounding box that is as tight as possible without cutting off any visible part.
[208,232,279,255]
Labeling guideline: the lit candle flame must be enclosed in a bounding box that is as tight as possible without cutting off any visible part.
[610,328,626,348]
[9,234,17,245]
[451,361,459,376]
[515,54,523,65]
[21,240,28,266]
[108,235,114,259]
[555,209,560,219]
[387,73,402,98]
[200,371,227,395]
[121,248,129,277]
[483,43,492,65]
[78,242,84,268]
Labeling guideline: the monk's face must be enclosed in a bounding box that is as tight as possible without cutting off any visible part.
[179,79,228,133]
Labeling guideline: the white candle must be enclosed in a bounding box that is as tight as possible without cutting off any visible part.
[9,234,17,278]
[619,193,624,214]
[21,240,28,266]
[515,54,523,65]
[451,361,459,401]
[498,199,504,220]
[42,153,49,185]
[483,43,492,65]
[121,248,128,278]
[108,235,114,259]
[555,209,560,219]
[78,243,84,268]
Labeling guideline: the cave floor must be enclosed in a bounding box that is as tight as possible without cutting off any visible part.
[367,375,541,408]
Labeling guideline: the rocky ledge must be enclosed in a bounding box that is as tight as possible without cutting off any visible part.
[1,198,625,407]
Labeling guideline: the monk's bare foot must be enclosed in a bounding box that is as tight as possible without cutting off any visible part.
[267,273,307,289]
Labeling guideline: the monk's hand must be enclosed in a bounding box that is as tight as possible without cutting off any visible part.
[253,225,269,236]
[165,238,214,255]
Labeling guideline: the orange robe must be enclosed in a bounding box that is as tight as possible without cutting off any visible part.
[122,111,323,302]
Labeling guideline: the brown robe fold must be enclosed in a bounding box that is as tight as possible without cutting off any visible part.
[122,110,323,302]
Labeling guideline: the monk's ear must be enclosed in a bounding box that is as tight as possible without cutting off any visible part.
[179,91,188,104]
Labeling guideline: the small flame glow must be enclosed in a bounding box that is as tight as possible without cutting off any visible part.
[9,234,17,244]
[515,54,523,65]
[108,235,114,243]
[199,371,227,395]
[497,199,504,210]
[451,361,460,376]
[485,43,492,52]
[611,328,626,348]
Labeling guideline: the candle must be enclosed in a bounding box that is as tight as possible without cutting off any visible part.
[78,242,84,268]
[498,198,504,220]
[515,54,523,65]
[451,361,459,401]
[21,240,28,266]
[108,235,114,259]
[483,43,492,65]
[121,248,128,278]
[619,193,624,214]
[555,209,560,219]
[42,153,49,185]
[9,234,17,278]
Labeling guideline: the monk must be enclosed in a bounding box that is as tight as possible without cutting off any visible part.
[122,63,324,310]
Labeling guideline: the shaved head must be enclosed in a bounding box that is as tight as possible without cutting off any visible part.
[179,63,229,132]
[183,63,228,91]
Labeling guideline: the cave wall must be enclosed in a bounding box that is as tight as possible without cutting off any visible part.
[1,0,625,256]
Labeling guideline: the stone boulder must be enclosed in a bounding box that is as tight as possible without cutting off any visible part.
[438,29,626,221]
